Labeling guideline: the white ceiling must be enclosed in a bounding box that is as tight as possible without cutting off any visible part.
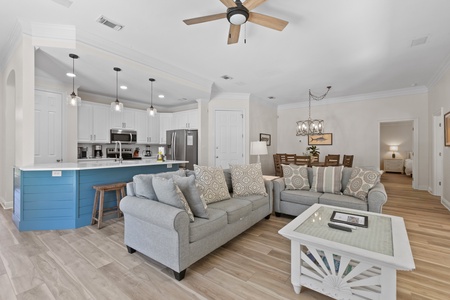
[2,0,450,110]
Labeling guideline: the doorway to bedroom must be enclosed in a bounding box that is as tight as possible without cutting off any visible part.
[379,120,416,188]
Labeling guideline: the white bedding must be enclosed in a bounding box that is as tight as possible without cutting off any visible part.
[405,152,413,176]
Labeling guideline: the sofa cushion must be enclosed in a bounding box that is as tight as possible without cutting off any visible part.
[208,198,252,224]
[133,170,186,200]
[282,164,310,190]
[310,166,344,194]
[235,194,268,211]
[194,165,231,204]
[343,168,381,200]
[152,177,194,222]
[230,163,267,197]
[319,193,368,211]
[281,190,321,206]
[173,175,209,219]
[189,208,227,243]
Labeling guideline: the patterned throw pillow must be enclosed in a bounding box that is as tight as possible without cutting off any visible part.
[310,166,344,194]
[152,177,194,222]
[344,168,381,200]
[194,165,231,204]
[230,163,268,197]
[281,164,310,190]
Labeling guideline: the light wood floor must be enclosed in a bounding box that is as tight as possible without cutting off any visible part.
[0,173,448,299]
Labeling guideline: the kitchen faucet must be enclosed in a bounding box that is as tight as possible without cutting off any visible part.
[114,141,123,163]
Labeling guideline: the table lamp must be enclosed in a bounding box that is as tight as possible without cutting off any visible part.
[250,141,268,163]
[389,145,398,158]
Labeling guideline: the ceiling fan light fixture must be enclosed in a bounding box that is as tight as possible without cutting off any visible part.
[67,53,81,106]
[227,1,249,25]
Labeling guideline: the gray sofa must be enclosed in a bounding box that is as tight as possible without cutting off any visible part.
[273,167,387,217]
[120,169,273,281]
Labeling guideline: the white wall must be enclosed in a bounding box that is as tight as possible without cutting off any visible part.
[428,64,450,209]
[277,92,429,189]
[380,121,413,169]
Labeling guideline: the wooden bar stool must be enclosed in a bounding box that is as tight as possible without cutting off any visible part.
[91,182,126,229]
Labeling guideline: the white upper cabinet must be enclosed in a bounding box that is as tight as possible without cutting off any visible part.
[78,102,110,143]
[110,109,135,129]
[147,113,160,144]
[159,113,173,144]
[135,110,160,144]
[173,109,198,129]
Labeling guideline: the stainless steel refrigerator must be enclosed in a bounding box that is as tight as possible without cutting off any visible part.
[166,129,198,170]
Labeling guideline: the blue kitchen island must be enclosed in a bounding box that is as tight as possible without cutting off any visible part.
[13,159,187,231]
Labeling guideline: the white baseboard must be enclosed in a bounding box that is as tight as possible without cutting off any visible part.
[418,184,428,191]
[0,197,12,210]
[442,197,450,212]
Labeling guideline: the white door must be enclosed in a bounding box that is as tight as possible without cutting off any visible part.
[34,90,62,163]
[215,110,244,168]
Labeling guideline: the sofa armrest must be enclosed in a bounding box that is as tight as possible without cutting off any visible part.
[120,196,190,231]
[273,178,286,212]
[264,179,274,213]
[367,182,388,213]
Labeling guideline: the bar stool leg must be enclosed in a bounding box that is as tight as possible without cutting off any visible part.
[115,189,121,218]
[98,190,105,229]
[91,190,100,225]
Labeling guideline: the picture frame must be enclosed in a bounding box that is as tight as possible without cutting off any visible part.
[445,111,450,147]
[330,211,369,228]
[260,133,271,146]
[308,133,333,145]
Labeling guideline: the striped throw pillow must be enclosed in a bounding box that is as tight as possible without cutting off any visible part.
[310,166,344,194]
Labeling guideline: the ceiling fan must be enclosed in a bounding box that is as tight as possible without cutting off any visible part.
[183,0,288,44]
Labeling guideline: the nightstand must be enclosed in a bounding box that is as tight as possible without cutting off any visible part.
[384,159,404,174]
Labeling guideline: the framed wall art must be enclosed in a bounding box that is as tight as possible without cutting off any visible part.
[445,111,450,147]
[308,133,333,145]
[260,133,271,146]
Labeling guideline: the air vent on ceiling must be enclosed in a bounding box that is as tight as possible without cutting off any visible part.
[221,75,233,80]
[411,36,428,47]
[51,0,73,8]
[96,15,124,31]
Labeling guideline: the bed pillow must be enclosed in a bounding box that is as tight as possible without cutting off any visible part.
[173,175,209,219]
[230,163,267,197]
[281,164,310,190]
[152,177,194,222]
[343,167,381,200]
[194,165,231,204]
[310,166,344,194]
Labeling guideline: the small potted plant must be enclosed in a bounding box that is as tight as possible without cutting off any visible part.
[306,145,320,162]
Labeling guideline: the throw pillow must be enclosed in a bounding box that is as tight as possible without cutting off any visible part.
[152,177,194,222]
[133,170,186,200]
[310,166,344,194]
[194,165,231,204]
[344,167,381,200]
[281,164,310,190]
[230,163,268,197]
[173,175,209,219]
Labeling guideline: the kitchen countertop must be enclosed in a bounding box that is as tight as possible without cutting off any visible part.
[19,159,188,171]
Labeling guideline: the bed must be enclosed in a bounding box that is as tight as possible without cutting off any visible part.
[405,152,413,176]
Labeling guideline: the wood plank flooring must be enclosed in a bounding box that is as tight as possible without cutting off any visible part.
[0,173,448,299]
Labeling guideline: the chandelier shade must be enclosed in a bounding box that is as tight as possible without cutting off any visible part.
[110,67,124,112]
[296,86,331,136]
[67,53,81,106]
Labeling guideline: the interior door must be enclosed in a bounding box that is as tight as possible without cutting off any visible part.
[215,110,244,168]
[34,90,62,163]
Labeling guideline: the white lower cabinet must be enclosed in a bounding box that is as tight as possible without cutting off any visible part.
[78,102,110,143]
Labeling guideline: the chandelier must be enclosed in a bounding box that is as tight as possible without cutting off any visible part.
[296,86,332,136]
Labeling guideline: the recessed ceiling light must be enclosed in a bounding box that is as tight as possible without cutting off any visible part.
[158,94,164,98]
[221,75,233,80]
[66,72,76,77]
[120,85,127,90]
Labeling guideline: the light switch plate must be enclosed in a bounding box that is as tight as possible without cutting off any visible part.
[52,170,62,177]
[167,164,172,168]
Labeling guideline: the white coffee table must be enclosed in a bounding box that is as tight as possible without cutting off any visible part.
[278,204,415,299]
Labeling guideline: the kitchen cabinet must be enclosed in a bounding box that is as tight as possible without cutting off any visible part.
[135,110,160,144]
[173,109,198,129]
[159,113,173,144]
[110,108,135,129]
[78,102,110,143]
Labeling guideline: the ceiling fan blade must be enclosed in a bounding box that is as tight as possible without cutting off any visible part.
[227,24,241,44]
[183,13,227,25]
[243,0,267,11]
[220,0,237,8]
[248,12,288,31]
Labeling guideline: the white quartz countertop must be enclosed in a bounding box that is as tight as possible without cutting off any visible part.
[19,159,188,171]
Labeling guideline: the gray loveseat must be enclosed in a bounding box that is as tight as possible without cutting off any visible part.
[273,167,387,217]
[120,169,273,280]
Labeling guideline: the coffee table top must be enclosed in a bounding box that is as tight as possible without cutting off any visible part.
[279,204,415,270]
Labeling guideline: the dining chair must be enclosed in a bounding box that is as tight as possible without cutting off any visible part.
[295,155,311,166]
[273,154,283,177]
[324,154,340,166]
[283,154,296,165]
[342,155,354,167]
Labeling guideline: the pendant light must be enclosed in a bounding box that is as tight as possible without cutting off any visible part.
[147,78,157,117]
[67,53,81,106]
[296,86,331,136]
[110,67,124,112]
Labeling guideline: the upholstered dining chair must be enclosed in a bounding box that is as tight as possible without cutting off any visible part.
[324,154,340,166]
[343,155,354,167]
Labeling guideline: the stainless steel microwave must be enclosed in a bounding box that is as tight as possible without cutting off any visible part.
[110,129,137,144]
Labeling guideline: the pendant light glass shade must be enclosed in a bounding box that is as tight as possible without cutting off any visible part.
[147,78,157,117]
[67,54,81,106]
[110,67,123,112]
[296,86,331,136]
